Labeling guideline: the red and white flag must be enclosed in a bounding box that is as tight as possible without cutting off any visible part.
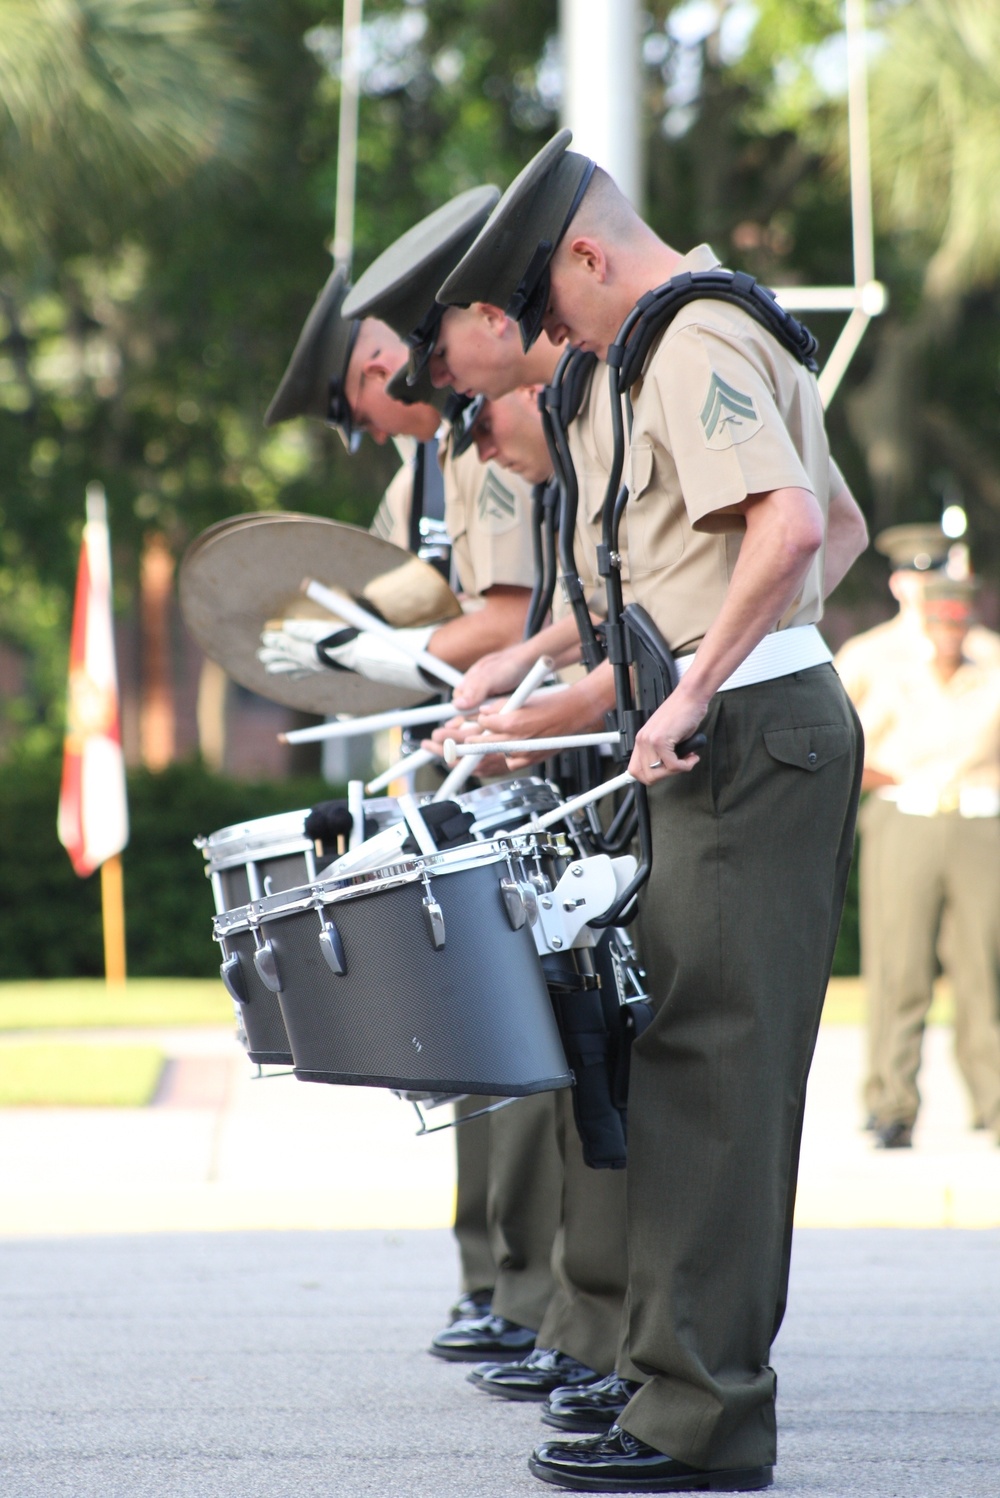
[57,483,129,877]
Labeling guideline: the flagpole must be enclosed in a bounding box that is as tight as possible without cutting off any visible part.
[59,481,130,990]
[100,853,127,988]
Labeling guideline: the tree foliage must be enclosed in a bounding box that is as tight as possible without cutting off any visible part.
[2,0,1000,757]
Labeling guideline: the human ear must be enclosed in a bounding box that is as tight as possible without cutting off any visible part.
[476,302,510,337]
[567,236,607,281]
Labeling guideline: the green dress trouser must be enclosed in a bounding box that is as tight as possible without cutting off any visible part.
[872,806,1000,1133]
[617,666,862,1471]
[452,1095,497,1295]
[535,1086,629,1375]
[487,1091,562,1330]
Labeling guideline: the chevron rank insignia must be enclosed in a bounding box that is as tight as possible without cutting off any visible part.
[477,469,518,531]
[699,373,762,449]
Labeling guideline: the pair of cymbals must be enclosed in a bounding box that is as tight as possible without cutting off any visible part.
[179,512,461,716]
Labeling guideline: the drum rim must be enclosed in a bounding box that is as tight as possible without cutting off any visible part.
[213,833,550,933]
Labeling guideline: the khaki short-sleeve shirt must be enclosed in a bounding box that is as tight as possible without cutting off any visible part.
[626,244,838,654]
[836,612,1000,766]
[440,434,536,603]
[368,460,413,550]
[564,362,634,622]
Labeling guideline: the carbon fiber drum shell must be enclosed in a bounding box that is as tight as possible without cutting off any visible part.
[220,931,294,1066]
[266,862,572,1096]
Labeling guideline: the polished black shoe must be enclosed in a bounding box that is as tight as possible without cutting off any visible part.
[542,1373,643,1433]
[529,1425,773,1492]
[429,1311,536,1362]
[874,1119,913,1149]
[468,1348,598,1401]
[448,1287,493,1324]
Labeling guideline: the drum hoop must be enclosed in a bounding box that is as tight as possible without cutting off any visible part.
[202,835,316,873]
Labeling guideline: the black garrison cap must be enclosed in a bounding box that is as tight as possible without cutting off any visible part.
[437,130,596,351]
[342,186,500,383]
[264,266,361,451]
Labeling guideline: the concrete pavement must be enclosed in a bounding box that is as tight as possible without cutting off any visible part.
[0,1226,997,1496]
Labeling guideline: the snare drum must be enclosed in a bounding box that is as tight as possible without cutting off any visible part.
[197,801,413,1063]
[217,837,572,1098]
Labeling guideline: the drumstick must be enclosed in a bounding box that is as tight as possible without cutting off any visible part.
[365,747,442,796]
[443,730,620,764]
[512,770,636,833]
[347,779,365,852]
[278,683,569,745]
[433,656,554,800]
[303,577,464,690]
[397,793,438,857]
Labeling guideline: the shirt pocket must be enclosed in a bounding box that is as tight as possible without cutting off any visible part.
[626,442,685,576]
[763,724,852,772]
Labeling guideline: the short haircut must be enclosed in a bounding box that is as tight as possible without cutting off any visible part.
[565,165,640,245]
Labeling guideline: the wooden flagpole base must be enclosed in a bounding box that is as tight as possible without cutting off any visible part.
[100,853,127,988]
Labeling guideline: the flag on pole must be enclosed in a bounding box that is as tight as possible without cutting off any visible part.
[58,483,129,877]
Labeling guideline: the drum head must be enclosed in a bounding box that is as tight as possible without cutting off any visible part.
[179,513,461,716]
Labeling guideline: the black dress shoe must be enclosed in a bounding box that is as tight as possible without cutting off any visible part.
[448,1287,493,1324]
[542,1373,643,1432]
[529,1425,773,1492]
[429,1311,536,1362]
[468,1348,598,1401]
[874,1119,913,1149]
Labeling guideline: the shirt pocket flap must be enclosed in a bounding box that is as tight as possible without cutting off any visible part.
[628,441,654,499]
[763,724,851,772]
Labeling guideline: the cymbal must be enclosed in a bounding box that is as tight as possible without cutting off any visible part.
[179,513,462,716]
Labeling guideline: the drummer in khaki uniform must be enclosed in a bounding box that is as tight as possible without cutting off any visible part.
[847,574,1000,1148]
[342,189,629,1383]
[260,256,545,1339]
[431,375,645,1410]
[437,130,868,1491]
[835,524,1000,1136]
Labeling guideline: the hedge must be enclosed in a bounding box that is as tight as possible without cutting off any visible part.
[0,757,861,978]
[0,758,333,978]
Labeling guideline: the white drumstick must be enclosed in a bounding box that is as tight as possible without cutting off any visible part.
[512,770,635,834]
[397,793,438,857]
[347,779,366,851]
[278,683,569,745]
[443,730,619,764]
[303,577,463,689]
[433,655,554,800]
[365,747,439,795]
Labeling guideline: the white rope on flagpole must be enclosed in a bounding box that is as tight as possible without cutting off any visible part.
[332,0,364,273]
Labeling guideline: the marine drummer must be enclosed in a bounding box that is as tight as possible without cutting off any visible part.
[259,251,558,1353]
[435,130,868,1491]
[340,190,633,1394]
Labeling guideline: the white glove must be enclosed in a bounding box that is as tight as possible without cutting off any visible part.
[257,619,340,678]
[258,619,438,692]
[322,624,438,690]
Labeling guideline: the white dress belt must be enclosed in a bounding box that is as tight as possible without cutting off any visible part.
[675,624,832,693]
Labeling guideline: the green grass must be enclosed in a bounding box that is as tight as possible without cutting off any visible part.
[0,979,231,1032]
[0,1043,166,1106]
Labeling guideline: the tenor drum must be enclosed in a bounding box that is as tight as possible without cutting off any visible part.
[215,837,572,1097]
[197,804,404,1064]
